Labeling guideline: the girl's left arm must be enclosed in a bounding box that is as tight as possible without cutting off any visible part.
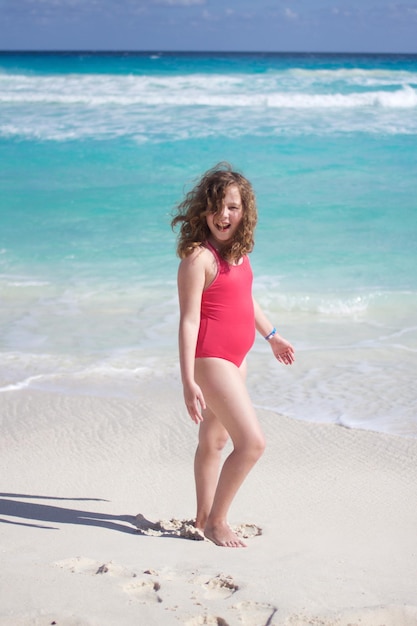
[253,298,295,365]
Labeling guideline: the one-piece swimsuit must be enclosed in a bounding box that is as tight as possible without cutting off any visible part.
[195,241,255,368]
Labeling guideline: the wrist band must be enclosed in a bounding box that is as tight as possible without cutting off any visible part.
[264,327,277,341]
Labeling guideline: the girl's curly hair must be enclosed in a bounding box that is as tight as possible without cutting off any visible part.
[171,163,257,263]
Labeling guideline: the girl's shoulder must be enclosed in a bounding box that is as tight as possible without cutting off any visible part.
[178,244,218,289]
[180,243,209,261]
[179,244,214,271]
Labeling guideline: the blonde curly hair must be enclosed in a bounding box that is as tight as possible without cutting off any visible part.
[171,163,257,263]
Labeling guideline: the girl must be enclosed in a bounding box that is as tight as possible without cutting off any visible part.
[171,163,295,548]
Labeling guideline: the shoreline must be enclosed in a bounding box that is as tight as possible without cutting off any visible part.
[1,386,417,625]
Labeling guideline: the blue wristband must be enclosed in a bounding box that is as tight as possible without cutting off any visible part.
[264,327,277,341]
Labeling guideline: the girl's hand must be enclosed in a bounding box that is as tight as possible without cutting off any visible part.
[183,381,206,424]
[269,335,295,366]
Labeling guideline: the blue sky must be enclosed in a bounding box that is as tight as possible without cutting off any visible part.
[0,0,416,53]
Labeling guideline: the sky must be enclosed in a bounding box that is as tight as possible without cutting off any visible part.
[0,0,416,53]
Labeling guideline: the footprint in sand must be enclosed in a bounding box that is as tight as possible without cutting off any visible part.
[185,600,278,626]
[203,574,239,599]
[231,523,262,539]
[55,556,112,575]
[122,578,162,604]
[55,558,163,604]
[55,557,134,580]
[232,601,278,625]
[187,571,239,601]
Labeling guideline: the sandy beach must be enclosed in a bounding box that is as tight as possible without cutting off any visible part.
[1,374,417,626]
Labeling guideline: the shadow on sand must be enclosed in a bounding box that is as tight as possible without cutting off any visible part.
[0,493,205,539]
[0,492,138,534]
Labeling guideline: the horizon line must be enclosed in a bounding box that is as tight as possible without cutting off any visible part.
[0,48,417,56]
[1,49,417,56]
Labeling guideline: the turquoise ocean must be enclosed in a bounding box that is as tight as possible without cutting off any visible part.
[1,52,416,438]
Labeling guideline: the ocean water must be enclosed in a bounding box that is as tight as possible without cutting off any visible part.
[1,51,416,438]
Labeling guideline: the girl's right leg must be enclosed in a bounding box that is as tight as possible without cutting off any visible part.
[194,406,229,531]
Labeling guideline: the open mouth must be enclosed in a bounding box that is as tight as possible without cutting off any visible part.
[215,223,231,232]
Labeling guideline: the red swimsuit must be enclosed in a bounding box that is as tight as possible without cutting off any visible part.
[195,242,255,367]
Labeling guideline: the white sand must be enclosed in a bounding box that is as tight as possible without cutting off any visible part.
[1,379,417,626]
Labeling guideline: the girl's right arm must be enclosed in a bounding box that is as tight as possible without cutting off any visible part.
[177,248,207,424]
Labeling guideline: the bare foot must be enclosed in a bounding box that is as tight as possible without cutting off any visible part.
[204,521,247,548]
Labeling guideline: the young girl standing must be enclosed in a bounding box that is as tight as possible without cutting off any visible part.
[171,163,295,548]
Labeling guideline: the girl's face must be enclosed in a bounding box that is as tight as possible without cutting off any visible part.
[206,184,243,246]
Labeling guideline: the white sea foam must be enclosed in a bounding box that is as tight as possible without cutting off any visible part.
[254,284,380,317]
[289,67,417,88]
[0,374,47,393]
[0,350,178,399]
[1,73,416,109]
[5,280,51,287]
[1,70,417,140]
[2,86,416,109]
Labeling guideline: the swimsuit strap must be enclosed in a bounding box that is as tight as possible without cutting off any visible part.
[204,240,220,259]
[204,240,244,268]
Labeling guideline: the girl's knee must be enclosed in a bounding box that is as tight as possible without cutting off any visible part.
[199,432,229,454]
[213,434,229,452]
[254,434,266,459]
[236,433,265,461]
